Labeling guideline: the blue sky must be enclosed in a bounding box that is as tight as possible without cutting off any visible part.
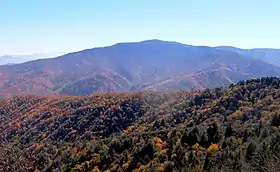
[0,0,279,54]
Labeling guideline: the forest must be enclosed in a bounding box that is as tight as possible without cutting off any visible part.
[1,77,280,172]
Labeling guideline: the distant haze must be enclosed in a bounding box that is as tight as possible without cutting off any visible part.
[0,52,66,65]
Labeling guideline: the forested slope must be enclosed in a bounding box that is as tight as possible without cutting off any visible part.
[1,40,280,99]
[1,77,280,171]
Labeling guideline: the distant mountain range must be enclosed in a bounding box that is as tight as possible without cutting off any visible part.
[0,55,26,65]
[0,52,66,66]
[216,46,280,66]
[0,39,280,98]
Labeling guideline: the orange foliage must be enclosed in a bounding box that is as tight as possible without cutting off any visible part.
[35,144,43,151]
[123,129,131,135]
[153,137,163,144]
[207,144,219,153]
[122,162,130,169]
[231,109,242,118]
[135,164,148,172]
[92,166,101,172]
[167,131,173,138]
[71,147,78,154]
[111,104,121,111]
[156,164,165,172]
[78,149,87,157]
[16,121,21,128]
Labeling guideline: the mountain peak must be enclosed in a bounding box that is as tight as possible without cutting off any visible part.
[140,39,166,43]
[0,41,280,98]
[112,39,186,45]
[139,39,189,46]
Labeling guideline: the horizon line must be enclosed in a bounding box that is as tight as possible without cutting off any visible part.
[1,39,280,55]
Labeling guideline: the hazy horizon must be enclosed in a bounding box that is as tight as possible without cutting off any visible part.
[1,0,280,54]
[2,39,280,57]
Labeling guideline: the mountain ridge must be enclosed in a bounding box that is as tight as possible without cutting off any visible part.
[1,40,280,98]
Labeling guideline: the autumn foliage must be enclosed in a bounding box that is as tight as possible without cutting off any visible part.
[1,77,280,171]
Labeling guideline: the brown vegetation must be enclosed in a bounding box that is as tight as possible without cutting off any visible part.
[1,77,280,171]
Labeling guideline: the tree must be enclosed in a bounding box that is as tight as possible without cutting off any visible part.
[0,143,36,172]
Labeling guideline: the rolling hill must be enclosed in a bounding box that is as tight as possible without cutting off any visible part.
[1,77,280,171]
[216,46,280,66]
[1,40,280,98]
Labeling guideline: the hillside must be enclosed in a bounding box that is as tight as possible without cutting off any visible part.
[1,77,280,171]
[216,46,280,66]
[1,40,280,98]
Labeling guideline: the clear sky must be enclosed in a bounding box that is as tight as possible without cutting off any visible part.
[0,0,279,55]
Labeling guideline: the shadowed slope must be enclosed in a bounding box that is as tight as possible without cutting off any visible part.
[1,40,280,98]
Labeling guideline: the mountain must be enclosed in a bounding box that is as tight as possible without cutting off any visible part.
[1,77,280,171]
[0,52,66,66]
[0,40,280,98]
[0,55,26,65]
[13,52,66,60]
[216,46,280,66]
